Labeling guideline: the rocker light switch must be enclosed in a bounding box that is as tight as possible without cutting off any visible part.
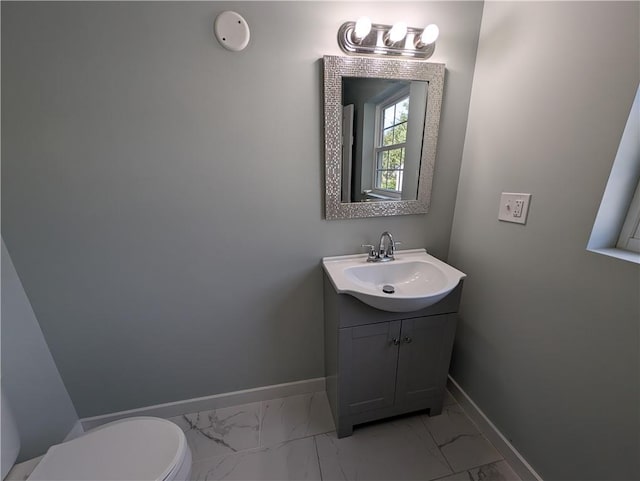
[498,193,531,224]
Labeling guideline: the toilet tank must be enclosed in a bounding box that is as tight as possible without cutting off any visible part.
[1,385,20,480]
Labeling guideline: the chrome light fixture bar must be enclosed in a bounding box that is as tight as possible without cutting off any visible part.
[337,19,439,60]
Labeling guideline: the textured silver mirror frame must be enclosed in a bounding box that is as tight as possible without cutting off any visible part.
[323,55,445,220]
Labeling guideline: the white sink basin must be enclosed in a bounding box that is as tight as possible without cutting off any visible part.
[322,249,466,312]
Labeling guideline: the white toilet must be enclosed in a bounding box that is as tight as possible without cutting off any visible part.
[1,389,192,481]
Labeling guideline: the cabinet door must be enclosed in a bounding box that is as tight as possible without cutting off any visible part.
[395,315,456,408]
[339,320,401,415]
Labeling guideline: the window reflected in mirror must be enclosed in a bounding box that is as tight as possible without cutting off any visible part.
[342,78,427,203]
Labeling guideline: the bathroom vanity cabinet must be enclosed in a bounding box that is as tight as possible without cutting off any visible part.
[323,275,462,438]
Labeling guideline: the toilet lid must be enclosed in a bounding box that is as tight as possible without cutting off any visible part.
[28,417,186,481]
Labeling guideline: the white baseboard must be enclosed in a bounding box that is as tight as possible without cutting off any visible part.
[63,420,85,442]
[81,377,326,431]
[447,376,543,481]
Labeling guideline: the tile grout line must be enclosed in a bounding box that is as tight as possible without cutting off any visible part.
[429,461,507,481]
[447,378,540,481]
[313,435,324,481]
[419,407,455,475]
[185,393,334,469]
[447,403,516,474]
[423,400,514,479]
[258,400,263,448]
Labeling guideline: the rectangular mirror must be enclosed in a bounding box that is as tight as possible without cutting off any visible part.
[323,55,445,220]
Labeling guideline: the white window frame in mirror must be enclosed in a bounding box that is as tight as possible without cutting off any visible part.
[323,55,445,220]
[372,89,410,200]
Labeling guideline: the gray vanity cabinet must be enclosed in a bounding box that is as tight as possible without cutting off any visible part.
[339,320,401,416]
[394,315,457,410]
[324,275,462,438]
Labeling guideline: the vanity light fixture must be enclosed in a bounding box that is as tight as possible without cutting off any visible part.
[416,24,439,48]
[384,22,408,46]
[337,19,439,59]
[352,16,372,43]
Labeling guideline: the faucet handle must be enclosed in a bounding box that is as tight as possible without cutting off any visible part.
[384,240,401,258]
[361,244,378,260]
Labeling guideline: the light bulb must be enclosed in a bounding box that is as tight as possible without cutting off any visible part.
[387,22,407,44]
[419,24,439,45]
[353,16,372,41]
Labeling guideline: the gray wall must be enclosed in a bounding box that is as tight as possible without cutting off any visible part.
[448,2,639,480]
[1,240,80,461]
[1,2,483,417]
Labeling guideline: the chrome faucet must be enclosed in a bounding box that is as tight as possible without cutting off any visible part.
[378,231,396,261]
[362,231,399,262]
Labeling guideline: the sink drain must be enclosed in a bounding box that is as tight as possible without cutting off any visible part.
[382,284,395,294]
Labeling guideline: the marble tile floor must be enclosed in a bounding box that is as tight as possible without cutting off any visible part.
[6,390,521,481]
[178,390,522,481]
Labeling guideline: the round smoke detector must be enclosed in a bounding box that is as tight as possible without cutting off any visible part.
[214,11,250,52]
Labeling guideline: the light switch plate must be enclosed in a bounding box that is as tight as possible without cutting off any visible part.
[498,193,532,224]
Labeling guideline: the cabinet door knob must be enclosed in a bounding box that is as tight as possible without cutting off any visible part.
[403,336,412,344]
[390,338,400,346]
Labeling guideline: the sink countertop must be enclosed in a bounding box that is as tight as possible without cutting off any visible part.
[322,249,466,312]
